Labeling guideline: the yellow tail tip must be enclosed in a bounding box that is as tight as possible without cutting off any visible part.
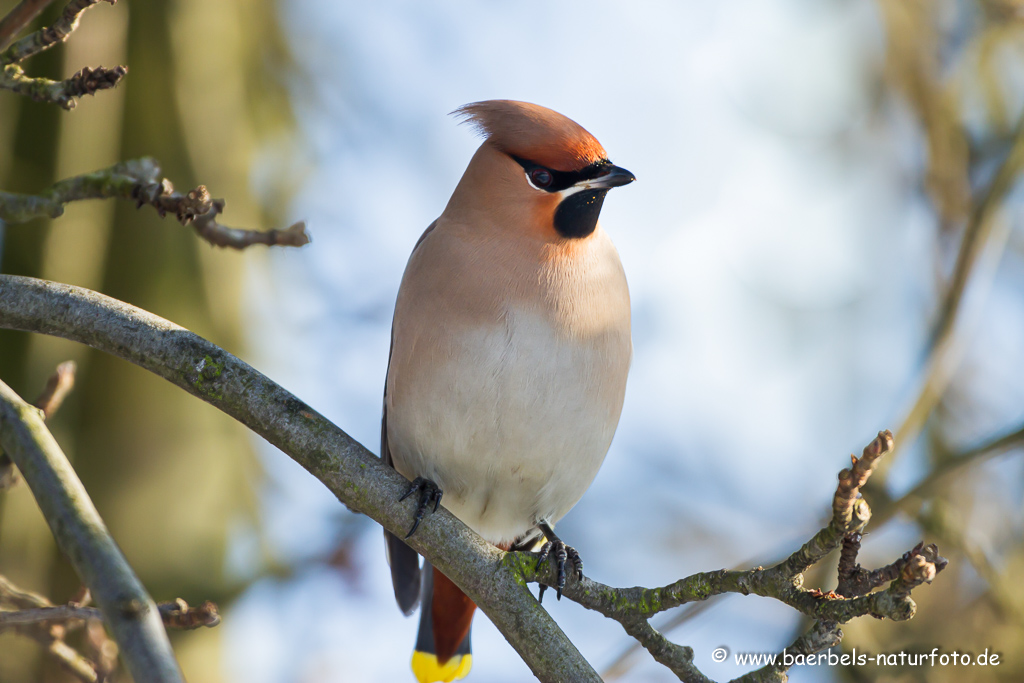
[411,651,472,682]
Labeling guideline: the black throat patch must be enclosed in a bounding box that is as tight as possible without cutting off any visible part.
[554,189,608,239]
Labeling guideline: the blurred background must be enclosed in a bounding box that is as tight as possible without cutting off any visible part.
[1,0,1023,682]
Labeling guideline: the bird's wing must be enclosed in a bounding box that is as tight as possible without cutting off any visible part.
[383,401,422,615]
[383,220,438,616]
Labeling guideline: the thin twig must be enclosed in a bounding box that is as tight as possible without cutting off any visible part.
[837,538,933,599]
[0,360,77,488]
[0,0,114,65]
[35,359,76,417]
[0,62,126,110]
[0,566,102,681]
[0,158,310,248]
[34,634,99,682]
[511,431,944,680]
[158,598,221,630]
[618,618,710,683]
[602,600,721,681]
[0,0,125,109]
[0,378,185,682]
[737,620,842,683]
[0,598,221,630]
[0,573,51,608]
[0,0,57,52]
[1,604,108,626]
[772,431,891,579]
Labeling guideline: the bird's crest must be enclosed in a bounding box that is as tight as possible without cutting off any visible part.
[452,100,607,172]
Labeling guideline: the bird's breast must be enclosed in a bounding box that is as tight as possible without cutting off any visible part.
[385,226,631,545]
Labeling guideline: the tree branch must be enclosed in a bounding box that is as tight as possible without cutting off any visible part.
[0,574,107,682]
[0,62,126,110]
[0,573,51,608]
[0,0,57,52]
[0,276,947,681]
[0,359,76,489]
[0,0,113,65]
[0,157,310,249]
[34,359,76,418]
[0,596,220,630]
[510,431,943,681]
[740,620,842,683]
[0,0,125,110]
[0,378,185,683]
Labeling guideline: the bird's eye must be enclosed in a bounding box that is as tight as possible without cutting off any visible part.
[530,168,553,188]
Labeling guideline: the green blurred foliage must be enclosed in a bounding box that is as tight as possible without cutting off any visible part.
[0,0,295,680]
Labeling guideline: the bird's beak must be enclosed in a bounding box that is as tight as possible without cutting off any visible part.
[586,165,636,190]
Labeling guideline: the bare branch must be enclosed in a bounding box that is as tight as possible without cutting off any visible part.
[0,276,954,681]
[620,619,708,683]
[603,600,719,681]
[0,0,57,52]
[157,598,220,630]
[0,574,102,683]
[38,636,100,682]
[34,359,76,418]
[0,573,51,608]
[738,621,842,683]
[773,430,891,578]
[192,213,310,250]
[837,535,921,599]
[0,158,310,249]
[0,0,114,65]
[0,62,126,110]
[508,430,944,680]
[0,275,952,682]
[0,1,125,110]
[0,597,221,631]
[1,359,77,489]
[0,604,110,627]
[0,378,185,683]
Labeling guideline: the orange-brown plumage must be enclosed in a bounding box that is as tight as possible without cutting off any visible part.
[453,100,608,172]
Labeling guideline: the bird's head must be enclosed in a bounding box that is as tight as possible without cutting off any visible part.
[450,100,635,240]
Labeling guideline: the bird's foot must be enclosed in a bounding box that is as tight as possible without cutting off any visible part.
[535,522,583,601]
[399,476,443,538]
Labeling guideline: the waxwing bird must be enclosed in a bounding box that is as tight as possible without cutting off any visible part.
[382,100,634,682]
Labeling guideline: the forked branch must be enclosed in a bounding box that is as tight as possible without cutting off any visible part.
[0,0,125,109]
[0,275,950,682]
[0,158,310,249]
[513,432,946,681]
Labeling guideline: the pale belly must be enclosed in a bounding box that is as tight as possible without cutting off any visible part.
[386,307,630,546]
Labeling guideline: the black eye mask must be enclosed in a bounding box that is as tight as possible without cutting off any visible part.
[510,156,614,193]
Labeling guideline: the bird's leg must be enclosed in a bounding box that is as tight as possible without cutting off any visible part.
[399,476,443,538]
[535,521,583,600]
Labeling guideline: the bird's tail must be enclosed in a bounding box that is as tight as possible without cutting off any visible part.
[411,561,475,683]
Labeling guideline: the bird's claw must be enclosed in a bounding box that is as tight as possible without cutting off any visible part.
[399,476,443,538]
[535,523,583,601]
